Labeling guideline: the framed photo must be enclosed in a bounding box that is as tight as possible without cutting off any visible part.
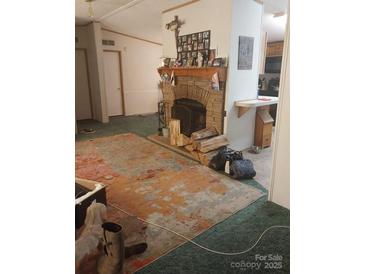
[176,31,210,65]
[163,58,171,67]
[204,39,209,49]
[238,36,254,70]
[212,58,223,67]
[169,59,176,67]
[193,41,198,51]
[209,49,216,62]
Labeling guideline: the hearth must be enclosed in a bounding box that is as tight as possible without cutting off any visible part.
[172,98,206,137]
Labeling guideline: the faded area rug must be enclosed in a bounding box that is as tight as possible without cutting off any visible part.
[75,133,265,273]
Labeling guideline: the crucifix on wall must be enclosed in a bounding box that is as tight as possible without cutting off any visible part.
[165,15,184,49]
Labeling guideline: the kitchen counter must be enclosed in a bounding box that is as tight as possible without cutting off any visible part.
[235,96,278,118]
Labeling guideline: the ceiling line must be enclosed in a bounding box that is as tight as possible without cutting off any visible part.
[97,0,146,21]
[102,27,163,46]
[162,0,200,14]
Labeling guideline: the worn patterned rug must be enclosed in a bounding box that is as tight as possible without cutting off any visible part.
[75,133,265,273]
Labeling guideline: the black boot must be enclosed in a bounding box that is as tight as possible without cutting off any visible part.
[124,243,148,259]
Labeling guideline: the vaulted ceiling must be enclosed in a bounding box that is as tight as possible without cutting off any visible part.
[75,0,288,44]
[75,0,186,43]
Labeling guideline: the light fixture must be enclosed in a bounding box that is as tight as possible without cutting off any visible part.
[273,12,286,18]
[85,0,95,19]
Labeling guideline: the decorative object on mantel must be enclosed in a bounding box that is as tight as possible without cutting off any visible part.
[163,57,170,67]
[197,52,203,67]
[170,71,175,86]
[211,72,220,91]
[208,49,216,66]
[212,58,223,67]
[238,36,254,70]
[169,58,176,67]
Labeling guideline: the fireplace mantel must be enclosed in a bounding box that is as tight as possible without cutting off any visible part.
[157,67,227,81]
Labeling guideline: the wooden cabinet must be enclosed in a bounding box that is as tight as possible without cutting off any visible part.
[266,41,284,57]
[254,107,274,148]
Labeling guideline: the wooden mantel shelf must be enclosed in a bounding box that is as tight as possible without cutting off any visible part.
[235,96,279,118]
[157,67,227,81]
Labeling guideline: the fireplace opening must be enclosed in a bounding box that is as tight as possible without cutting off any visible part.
[172,98,206,137]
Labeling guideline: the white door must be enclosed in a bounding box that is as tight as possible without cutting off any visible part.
[75,50,92,120]
[103,51,124,116]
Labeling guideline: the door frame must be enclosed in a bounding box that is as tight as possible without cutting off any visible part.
[103,50,126,116]
[75,48,94,119]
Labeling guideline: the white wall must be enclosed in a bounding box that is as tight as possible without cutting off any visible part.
[101,29,162,115]
[225,0,263,150]
[89,23,109,123]
[162,0,232,58]
[75,26,89,49]
[75,24,109,123]
[269,21,289,209]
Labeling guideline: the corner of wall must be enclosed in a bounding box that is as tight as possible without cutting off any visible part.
[225,0,263,150]
[87,22,109,123]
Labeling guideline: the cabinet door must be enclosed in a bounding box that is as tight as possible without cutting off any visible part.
[266,41,284,57]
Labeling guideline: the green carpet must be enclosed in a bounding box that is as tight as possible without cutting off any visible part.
[136,196,290,274]
[76,114,159,142]
[76,114,290,273]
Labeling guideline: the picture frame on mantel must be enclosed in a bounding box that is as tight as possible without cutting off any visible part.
[212,58,223,67]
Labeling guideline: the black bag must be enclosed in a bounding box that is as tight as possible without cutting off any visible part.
[230,159,256,179]
[209,147,243,171]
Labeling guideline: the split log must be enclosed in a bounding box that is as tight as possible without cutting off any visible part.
[169,119,180,146]
[176,134,192,147]
[190,127,219,141]
[194,135,229,153]
[190,150,200,161]
[198,150,220,166]
[184,144,195,152]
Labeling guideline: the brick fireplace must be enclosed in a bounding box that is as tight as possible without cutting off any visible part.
[158,67,227,135]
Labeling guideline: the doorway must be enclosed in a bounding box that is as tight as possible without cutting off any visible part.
[75,48,93,120]
[103,50,125,116]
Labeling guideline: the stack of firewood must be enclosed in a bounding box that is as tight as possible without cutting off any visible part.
[169,120,229,166]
